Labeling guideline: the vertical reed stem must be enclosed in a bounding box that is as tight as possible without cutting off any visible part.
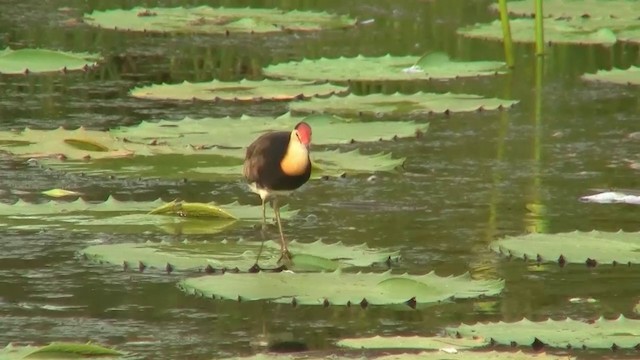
[498,0,515,67]
[535,0,545,55]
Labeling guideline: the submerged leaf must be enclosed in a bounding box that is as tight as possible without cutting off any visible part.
[582,66,640,86]
[0,48,100,75]
[289,92,518,116]
[0,197,297,234]
[490,230,640,265]
[80,239,399,273]
[448,315,640,349]
[129,79,347,101]
[1,342,122,359]
[179,271,504,306]
[263,53,507,82]
[84,6,356,34]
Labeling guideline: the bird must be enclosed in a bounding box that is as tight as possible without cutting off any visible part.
[243,121,312,262]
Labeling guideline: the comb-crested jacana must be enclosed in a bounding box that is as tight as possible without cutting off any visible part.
[243,122,312,261]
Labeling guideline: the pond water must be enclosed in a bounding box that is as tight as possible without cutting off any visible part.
[1,0,639,359]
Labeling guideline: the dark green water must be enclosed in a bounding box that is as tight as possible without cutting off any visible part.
[1,0,639,359]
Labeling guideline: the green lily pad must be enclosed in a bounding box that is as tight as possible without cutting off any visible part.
[179,271,504,306]
[458,18,627,45]
[41,188,82,198]
[290,92,518,116]
[582,66,640,85]
[263,53,507,82]
[1,342,121,359]
[110,112,429,147]
[337,335,488,350]
[448,315,640,349]
[80,239,399,273]
[221,351,573,360]
[0,48,100,75]
[489,0,640,20]
[490,230,640,266]
[84,6,356,34]
[129,79,348,101]
[0,197,297,234]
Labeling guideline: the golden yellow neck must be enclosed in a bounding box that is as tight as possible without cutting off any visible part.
[280,133,309,176]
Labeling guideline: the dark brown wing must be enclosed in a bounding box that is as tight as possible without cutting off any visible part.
[243,130,290,188]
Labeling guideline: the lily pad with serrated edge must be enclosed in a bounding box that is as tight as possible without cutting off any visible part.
[129,79,348,101]
[489,0,640,20]
[0,48,100,75]
[448,315,640,349]
[80,239,399,273]
[221,351,574,360]
[289,92,518,116]
[178,270,504,306]
[337,335,488,350]
[458,18,628,45]
[263,53,507,82]
[1,342,122,359]
[110,112,429,147]
[0,197,297,234]
[489,230,640,266]
[84,6,356,34]
[582,66,640,86]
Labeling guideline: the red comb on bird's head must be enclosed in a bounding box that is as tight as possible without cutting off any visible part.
[294,121,312,147]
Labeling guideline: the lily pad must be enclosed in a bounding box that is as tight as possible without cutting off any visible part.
[1,342,121,359]
[0,48,100,75]
[0,197,298,234]
[263,53,507,82]
[129,79,348,101]
[489,230,640,266]
[84,6,356,34]
[110,112,429,147]
[290,92,518,116]
[448,315,640,349]
[582,66,640,86]
[80,239,399,273]
[458,18,627,45]
[222,351,573,360]
[179,270,504,306]
[337,335,488,350]
[489,0,640,20]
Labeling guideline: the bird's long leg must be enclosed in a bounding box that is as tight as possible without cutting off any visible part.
[251,196,269,272]
[273,197,291,262]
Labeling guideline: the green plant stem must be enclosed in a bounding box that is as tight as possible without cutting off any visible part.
[498,0,515,67]
[535,0,545,55]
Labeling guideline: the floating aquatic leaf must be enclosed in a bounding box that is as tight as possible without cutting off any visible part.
[579,191,640,204]
[179,270,504,306]
[221,351,573,360]
[489,0,640,20]
[80,239,399,273]
[110,112,429,147]
[290,92,518,116]
[582,66,640,86]
[458,18,626,45]
[0,197,297,234]
[448,315,640,349]
[337,335,488,350]
[84,6,356,34]
[0,48,100,75]
[263,53,507,82]
[40,148,403,181]
[129,79,347,101]
[1,342,122,359]
[490,230,640,266]
[41,188,82,198]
